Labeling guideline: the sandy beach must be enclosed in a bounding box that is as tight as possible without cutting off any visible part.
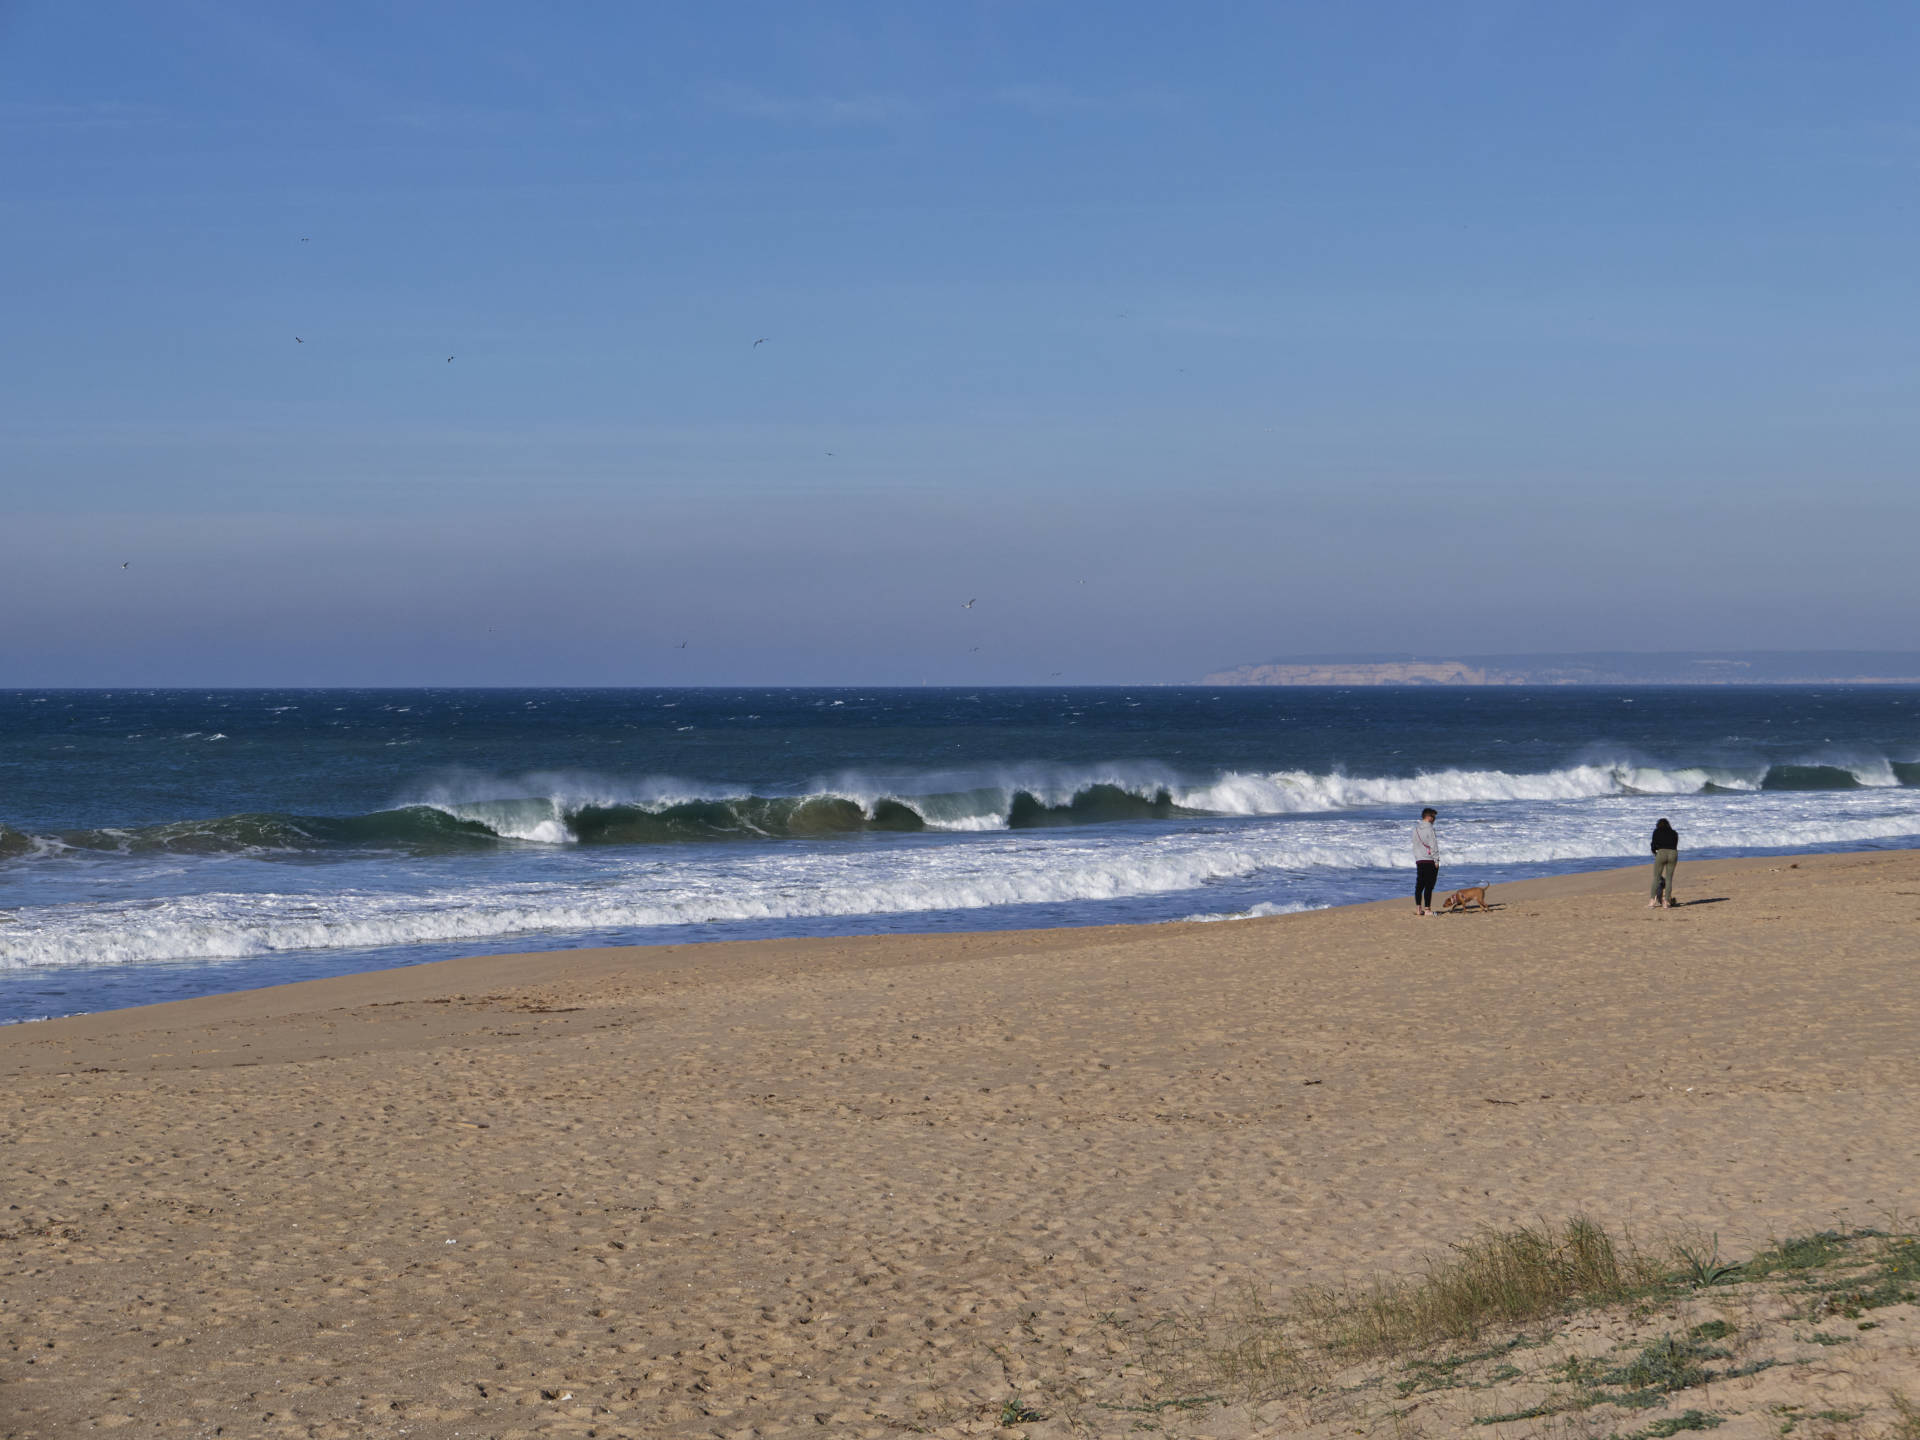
[4,848,1918,1438]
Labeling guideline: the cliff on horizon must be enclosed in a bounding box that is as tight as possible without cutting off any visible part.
[1197,652,1920,686]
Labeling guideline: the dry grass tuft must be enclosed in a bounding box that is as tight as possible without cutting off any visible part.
[1303,1214,1664,1357]
[1130,1216,1660,1405]
[1199,1284,1307,1396]
[1081,1217,1920,1433]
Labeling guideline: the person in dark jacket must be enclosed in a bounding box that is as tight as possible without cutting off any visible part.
[1649,818,1679,908]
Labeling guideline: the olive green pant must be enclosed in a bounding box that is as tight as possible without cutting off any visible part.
[1651,848,1678,903]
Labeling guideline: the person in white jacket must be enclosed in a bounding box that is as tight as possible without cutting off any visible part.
[1412,808,1440,915]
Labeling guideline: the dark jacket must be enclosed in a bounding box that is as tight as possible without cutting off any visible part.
[1651,821,1679,853]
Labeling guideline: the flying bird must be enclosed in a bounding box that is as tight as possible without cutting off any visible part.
[121,562,129,569]
[446,355,454,363]
[961,598,976,609]
[753,338,768,347]
[295,337,303,343]
[970,646,981,653]
[675,640,689,649]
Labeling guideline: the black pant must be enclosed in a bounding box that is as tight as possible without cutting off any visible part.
[1414,861,1438,909]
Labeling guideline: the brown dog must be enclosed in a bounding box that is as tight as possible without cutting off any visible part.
[1440,884,1491,913]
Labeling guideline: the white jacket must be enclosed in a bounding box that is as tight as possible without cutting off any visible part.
[1413,819,1438,864]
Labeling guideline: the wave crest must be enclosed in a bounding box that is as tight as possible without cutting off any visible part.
[3,756,1913,861]
[8,799,1920,970]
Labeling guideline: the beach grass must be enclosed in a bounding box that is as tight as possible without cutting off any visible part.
[1299,1215,1665,1358]
[1077,1216,1920,1435]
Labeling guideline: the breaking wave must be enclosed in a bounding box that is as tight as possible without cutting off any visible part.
[5,794,1920,970]
[4,756,1917,862]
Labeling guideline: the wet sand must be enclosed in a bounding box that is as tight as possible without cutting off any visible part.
[4,849,1919,1437]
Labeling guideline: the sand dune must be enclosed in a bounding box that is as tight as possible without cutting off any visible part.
[4,850,1919,1437]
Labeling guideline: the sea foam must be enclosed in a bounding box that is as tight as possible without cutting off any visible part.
[6,789,1919,970]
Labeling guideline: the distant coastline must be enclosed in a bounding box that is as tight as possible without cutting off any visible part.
[1197,651,1920,686]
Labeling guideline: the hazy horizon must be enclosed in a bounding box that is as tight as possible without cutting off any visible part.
[6,4,1918,685]
[13,647,1920,694]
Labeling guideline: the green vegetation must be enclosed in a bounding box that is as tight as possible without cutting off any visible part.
[1630,1411,1725,1437]
[1673,1233,1744,1287]
[1394,1337,1532,1395]
[1473,1400,1561,1425]
[1596,1332,1733,1408]
[996,1396,1044,1425]
[1742,1230,1852,1278]
[1077,1217,1919,1438]
[1096,1394,1218,1415]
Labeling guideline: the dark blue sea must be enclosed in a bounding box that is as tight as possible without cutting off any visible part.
[4,686,1918,1023]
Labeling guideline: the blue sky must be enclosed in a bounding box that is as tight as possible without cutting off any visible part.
[4,2,1918,684]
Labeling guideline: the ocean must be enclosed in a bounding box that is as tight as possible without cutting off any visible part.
[3,686,1918,1024]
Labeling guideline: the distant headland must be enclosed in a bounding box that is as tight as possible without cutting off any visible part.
[1196,652,1920,686]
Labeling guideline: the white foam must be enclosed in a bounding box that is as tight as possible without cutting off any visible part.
[1843,758,1902,788]
[1174,763,1750,814]
[394,758,1770,840]
[435,798,577,844]
[1178,901,1311,923]
[0,839,1285,967]
[8,788,1920,971]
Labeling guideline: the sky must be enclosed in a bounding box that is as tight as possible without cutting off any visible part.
[3,2,1919,685]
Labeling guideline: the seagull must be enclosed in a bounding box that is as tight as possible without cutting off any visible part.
[295,337,303,343]
[121,562,129,569]
[675,640,688,649]
[753,338,768,347]
[970,646,981,652]
[961,598,976,609]
[446,355,454,363]
[824,451,834,457]
[1050,671,1063,677]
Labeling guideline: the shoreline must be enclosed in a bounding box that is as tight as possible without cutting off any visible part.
[7,846,1913,1036]
[5,846,1918,1437]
